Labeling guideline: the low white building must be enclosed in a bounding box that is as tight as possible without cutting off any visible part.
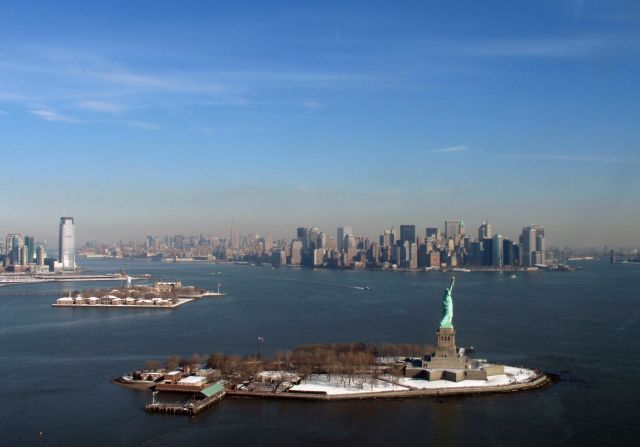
[177,376,208,387]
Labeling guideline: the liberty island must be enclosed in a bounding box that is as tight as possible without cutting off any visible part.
[116,277,549,414]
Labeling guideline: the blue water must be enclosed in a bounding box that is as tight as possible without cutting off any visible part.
[0,259,638,446]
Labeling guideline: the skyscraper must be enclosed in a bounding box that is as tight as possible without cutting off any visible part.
[521,224,545,267]
[296,227,309,250]
[337,226,353,251]
[399,225,416,244]
[290,239,303,265]
[58,217,75,270]
[308,227,321,251]
[445,220,463,240]
[36,245,45,266]
[492,233,503,267]
[425,227,438,240]
[230,223,238,250]
[4,234,23,266]
[478,221,492,241]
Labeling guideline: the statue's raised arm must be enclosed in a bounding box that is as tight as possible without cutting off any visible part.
[439,276,455,328]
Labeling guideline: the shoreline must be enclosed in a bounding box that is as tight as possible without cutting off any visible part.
[52,298,193,309]
[226,374,551,401]
[113,373,551,402]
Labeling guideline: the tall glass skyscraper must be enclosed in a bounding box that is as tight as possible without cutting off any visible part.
[58,217,75,270]
[399,225,416,244]
[337,226,353,251]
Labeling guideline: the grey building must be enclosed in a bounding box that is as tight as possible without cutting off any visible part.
[337,226,353,251]
[59,217,76,270]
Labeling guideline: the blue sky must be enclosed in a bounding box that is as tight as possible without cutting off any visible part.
[1,0,639,246]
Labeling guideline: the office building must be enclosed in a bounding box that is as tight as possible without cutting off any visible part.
[58,217,76,270]
[521,224,545,267]
[290,239,303,265]
[445,220,464,241]
[337,226,353,251]
[492,234,503,267]
[478,221,492,241]
[399,225,416,244]
[425,227,438,240]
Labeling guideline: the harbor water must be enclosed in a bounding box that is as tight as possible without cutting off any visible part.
[0,259,638,446]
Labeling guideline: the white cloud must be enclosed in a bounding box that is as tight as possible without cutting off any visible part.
[30,109,81,123]
[432,145,467,153]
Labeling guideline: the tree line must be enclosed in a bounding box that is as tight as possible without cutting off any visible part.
[139,342,434,383]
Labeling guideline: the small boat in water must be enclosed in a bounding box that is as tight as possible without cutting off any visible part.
[510,274,517,279]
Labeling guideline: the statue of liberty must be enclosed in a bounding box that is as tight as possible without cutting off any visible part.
[439,276,455,328]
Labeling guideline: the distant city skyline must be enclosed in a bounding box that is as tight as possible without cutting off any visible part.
[1,215,636,250]
[1,1,639,247]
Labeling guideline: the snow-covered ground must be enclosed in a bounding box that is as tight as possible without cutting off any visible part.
[390,366,538,390]
[288,367,538,395]
[289,374,410,395]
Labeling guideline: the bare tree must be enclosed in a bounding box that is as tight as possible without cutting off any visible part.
[144,360,161,371]
[165,355,180,370]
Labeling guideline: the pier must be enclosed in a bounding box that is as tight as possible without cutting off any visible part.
[144,383,225,416]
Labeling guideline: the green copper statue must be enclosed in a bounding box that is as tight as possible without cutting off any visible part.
[439,276,455,328]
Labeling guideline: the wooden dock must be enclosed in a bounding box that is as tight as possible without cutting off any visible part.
[145,385,225,416]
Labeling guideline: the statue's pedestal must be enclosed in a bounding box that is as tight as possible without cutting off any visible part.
[423,327,467,369]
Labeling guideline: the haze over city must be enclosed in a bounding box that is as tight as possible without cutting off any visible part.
[1,1,639,246]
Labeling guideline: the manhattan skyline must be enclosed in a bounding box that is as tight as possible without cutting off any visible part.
[1,1,639,246]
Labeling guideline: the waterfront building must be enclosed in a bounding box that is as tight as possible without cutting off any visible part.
[536,233,546,265]
[4,234,23,266]
[25,235,35,263]
[20,245,29,266]
[59,217,76,270]
[272,250,286,267]
[481,238,493,266]
[400,225,416,244]
[313,248,326,267]
[503,239,515,266]
[521,224,545,267]
[36,245,45,266]
[492,234,503,267]
[290,239,302,265]
[337,226,353,251]
[429,251,440,267]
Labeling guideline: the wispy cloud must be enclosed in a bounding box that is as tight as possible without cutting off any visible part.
[76,100,122,114]
[451,35,635,59]
[432,145,467,153]
[122,120,159,130]
[0,110,7,115]
[496,154,640,164]
[30,109,82,123]
[302,100,325,110]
